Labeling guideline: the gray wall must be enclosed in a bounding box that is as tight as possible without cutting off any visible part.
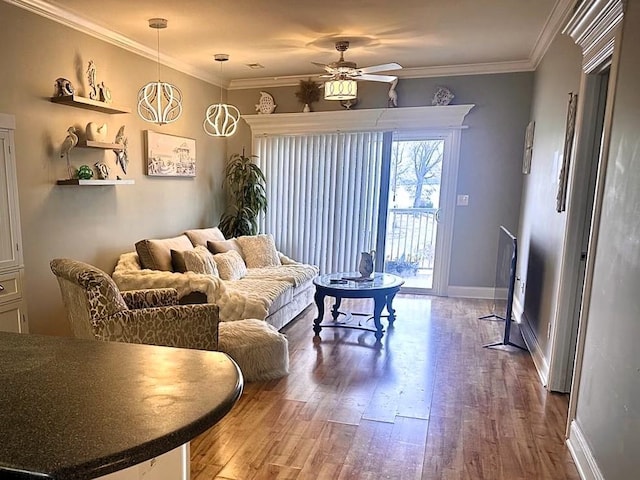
[574,2,640,477]
[516,33,582,357]
[230,73,533,290]
[0,2,226,336]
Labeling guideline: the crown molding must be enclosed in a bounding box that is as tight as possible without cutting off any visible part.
[530,0,580,69]
[562,0,624,73]
[228,61,536,90]
[242,104,474,136]
[4,0,225,87]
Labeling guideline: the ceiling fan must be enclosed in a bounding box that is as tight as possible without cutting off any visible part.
[313,40,402,84]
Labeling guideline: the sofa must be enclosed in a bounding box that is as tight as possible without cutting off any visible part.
[112,228,318,330]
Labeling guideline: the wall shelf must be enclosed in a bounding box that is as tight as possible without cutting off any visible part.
[56,179,135,186]
[50,95,131,114]
[78,140,124,150]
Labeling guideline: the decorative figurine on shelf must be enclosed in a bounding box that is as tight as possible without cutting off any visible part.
[113,125,128,174]
[295,78,321,112]
[86,122,108,142]
[77,165,93,180]
[95,161,110,180]
[358,250,376,278]
[54,77,74,97]
[432,86,455,106]
[388,78,398,108]
[87,60,98,100]
[340,98,358,110]
[255,91,276,114]
[98,82,112,103]
[60,126,78,179]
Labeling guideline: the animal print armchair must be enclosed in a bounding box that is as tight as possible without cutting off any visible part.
[50,258,218,350]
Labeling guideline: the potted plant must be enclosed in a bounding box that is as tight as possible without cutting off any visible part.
[295,78,321,112]
[219,152,267,238]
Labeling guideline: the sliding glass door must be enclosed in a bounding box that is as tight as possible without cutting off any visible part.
[377,131,458,295]
[255,128,460,296]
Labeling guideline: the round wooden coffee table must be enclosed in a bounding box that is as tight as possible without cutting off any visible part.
[313,272,404,342]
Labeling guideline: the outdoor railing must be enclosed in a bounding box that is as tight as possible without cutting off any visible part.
[384,207,438,275]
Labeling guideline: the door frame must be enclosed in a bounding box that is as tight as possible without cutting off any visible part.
[547,0,624,430]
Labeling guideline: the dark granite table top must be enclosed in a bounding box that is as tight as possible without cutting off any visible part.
[0,332,242,480]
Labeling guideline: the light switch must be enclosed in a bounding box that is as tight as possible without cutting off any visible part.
[457,194,469,206]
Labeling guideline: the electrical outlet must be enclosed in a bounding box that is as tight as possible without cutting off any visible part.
[456,194,469,206]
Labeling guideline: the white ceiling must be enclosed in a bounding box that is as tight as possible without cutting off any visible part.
[14,0,576,88]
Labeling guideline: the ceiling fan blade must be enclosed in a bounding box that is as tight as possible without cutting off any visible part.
[358,62,402,74]
[311,62,335,74]
[357,74,398,83]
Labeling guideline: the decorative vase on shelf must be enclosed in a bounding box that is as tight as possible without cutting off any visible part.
[358,250,376,278]
[303,103,311,113]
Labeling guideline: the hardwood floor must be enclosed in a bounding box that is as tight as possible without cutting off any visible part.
[190,295,580,479]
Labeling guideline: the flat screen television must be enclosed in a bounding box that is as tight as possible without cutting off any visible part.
[482,226,526,350]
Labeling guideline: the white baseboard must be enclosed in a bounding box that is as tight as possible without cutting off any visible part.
[567,420,604,480]
[447,286,495,299]
[519,310,549,387]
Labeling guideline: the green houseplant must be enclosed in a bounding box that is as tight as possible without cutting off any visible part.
[219,153,267,237]
[295,78,321,112]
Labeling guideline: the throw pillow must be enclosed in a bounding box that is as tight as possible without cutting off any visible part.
[236,234,281,268]
[172,246,219,276]
[184,227,226,247]
[214,250,247,280]
[207,238,243,257]
[171,249,188,273]
[135,235,194,271]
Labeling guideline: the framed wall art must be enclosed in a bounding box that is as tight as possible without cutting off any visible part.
[556,93,578,212]
[145,130,196,177]
[522,121,535,174]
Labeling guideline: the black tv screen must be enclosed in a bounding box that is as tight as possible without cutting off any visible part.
[494,226,517,325]
[483,226,526,350]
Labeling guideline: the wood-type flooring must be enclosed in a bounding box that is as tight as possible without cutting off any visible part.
[191,295,580,479]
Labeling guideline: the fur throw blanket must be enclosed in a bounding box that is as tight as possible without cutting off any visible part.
[246,264,319,287]
[112,252,269,321]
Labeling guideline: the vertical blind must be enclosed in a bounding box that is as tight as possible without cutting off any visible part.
[255,132,384,273]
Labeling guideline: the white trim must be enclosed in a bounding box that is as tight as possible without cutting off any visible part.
[242,105,474,136]
[446,286,495,299]
[4,0,225,87]
[228,62,536,90]
[562,0,625,74]
[567,420,605,480]
[512,295,524,322]
[433,129,460,296]
[0,113,16,130]
[530,0,580,69]
[560,0,624,434]
[520,312,549,386]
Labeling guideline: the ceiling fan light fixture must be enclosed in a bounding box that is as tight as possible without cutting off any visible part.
[324,78,357,101]
[137,18,183,125]
[204,54,240,137]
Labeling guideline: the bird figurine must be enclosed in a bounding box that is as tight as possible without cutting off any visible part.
[388,78,398,108]
[113,125,128,174]
[60,126,78,179]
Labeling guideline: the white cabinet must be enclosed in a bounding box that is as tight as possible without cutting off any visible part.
[0,113,28,333]
[96,443,189,480]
